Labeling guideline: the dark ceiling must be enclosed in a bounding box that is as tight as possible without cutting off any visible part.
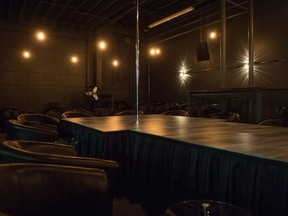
[0,0,248,41]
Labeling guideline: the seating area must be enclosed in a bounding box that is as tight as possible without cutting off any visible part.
[0,111,149,216]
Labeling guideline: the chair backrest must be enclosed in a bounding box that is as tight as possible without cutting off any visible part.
[210,112,240,122]
[5,119,59,142]
[18,113,60,126]
[258,118,288,127]
[0,163,112,216]
[177,103,188,111]
[44,108,67,119]
[114,110,144,116]
[0,140,120,195]
[1,140,76,156]
[61,110,95,118]
[161,110,189,117]
[275,105,288,118]
[227,113,240,122]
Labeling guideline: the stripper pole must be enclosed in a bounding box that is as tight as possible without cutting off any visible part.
[220,0,226,89]
[135,0,140,122]
[248,0,254,87]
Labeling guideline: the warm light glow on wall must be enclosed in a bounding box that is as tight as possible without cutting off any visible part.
[238,51,252,81]
[209,31,217,39]
[36,31,46,41]
[22,50,31,59]
[71,56,78,63]
[244,62,249,70]
[149,48,161,56]
[112,59,119,67]
[242,53,250,74]
[179,65,189,81]
[98,41,107,50]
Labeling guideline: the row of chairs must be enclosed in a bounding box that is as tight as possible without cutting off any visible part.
[0,110,121,215]
[5,110,241,144]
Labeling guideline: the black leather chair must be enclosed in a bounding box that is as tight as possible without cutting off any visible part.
[0,140,119,195]
[161,110,189,117]
[209,112,240,122]
[114,110,144,116]
[258,118,288,127]
[61,110,95,118]
[258,105,288,127]
[5,119,59,142]
[17,113,60,127]
[43,108,67,119]
[275,105,288,118]
[0,163,112,216]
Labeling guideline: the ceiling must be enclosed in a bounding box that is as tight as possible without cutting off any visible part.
[0,0,248,42]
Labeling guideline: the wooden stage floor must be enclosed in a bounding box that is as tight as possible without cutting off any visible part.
[63,114,288,163]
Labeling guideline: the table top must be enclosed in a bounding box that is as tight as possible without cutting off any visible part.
[61,114,288,163]
[164,200,252,216]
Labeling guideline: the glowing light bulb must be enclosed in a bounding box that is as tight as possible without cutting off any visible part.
[179,65,189,81]
[244,63,249,70]
[36,31,46,41]
[71,56,78,63]
[112,60,119,67]
[22,51,31,59]
[98,41,107,50]
[209,31,217,39]
[149,47,161,56]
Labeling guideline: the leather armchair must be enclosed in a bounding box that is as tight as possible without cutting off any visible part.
[5,119,59,142]
[0,163,112,216]
[61,110,95,118]
[0,140,119,195]
[17,113,60,126]
[161,110,189,116]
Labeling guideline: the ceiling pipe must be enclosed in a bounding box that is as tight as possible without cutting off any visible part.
[146,11,247,45]
[147,6,195,29]
[226,0,248,10]
[146,1,247,42]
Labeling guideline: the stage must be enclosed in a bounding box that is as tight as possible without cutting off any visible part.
[59,115,288,215]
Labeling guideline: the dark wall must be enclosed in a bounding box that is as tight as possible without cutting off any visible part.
[1,0,287,112]
[145,0,288,104]
[0,25,87,112]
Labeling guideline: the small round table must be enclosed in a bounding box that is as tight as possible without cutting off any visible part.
[164,200,252,216]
